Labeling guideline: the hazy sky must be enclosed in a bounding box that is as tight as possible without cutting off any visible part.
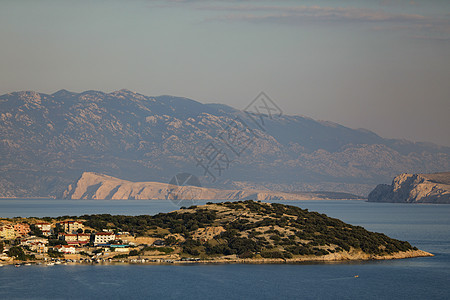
[1,0,449,146]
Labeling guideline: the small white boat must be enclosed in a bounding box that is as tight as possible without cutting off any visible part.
[46,262,55,266]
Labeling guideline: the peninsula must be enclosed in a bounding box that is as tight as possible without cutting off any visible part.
[0,201,431,265]
[368,172,450,203]
[62,172,364,201]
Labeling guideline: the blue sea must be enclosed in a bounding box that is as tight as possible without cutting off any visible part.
[0,199,449,299]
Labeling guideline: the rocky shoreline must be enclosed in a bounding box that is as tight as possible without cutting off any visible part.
[2,249,432,267]
[205,249,434,264]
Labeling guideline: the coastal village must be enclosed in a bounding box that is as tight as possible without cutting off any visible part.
[0,219,181,266]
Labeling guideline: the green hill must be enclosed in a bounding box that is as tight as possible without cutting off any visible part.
[77,200,430,262]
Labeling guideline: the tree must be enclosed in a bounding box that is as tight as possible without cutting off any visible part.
[239,251,254,259]
[29,225,44,237]
[164,236,178,246]
[7,246,27,261]
[53,223,64,235]
[49,239,68,246]
[48,249,63,258]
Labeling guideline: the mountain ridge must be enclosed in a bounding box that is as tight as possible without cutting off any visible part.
[1,89,449,198]
[368,172,450,203]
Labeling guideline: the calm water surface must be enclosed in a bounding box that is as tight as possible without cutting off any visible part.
[0,199,449,299]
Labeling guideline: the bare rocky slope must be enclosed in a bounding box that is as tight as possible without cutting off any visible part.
[368,172,450,203]
[1,89,449,198]
[63,172,364,200]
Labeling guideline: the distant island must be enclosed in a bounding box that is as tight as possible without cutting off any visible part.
[368,172,450,204]
[0,201,431,265]
[62,172,365,201]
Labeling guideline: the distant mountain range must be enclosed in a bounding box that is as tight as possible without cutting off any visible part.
[0,89,449,198]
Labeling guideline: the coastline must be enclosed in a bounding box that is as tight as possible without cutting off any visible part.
[201,249,434,264]
[2,249,433,266]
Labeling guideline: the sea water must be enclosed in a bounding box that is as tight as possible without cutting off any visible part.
[0,199,449,299]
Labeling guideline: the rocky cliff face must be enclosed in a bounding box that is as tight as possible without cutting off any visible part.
[368,172,450,203]
[1,89,449,197]
[63,172,363,200]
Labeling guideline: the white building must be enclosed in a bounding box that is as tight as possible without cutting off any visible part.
[0,224,15,239]
[29,242,48,253]
[58,221,84,234]
[59,233,91,246]
[58,233,78,242]
[55,245,78,254]
[93,232,116,245]
[35,222,52,236]
[21,236,49,245]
